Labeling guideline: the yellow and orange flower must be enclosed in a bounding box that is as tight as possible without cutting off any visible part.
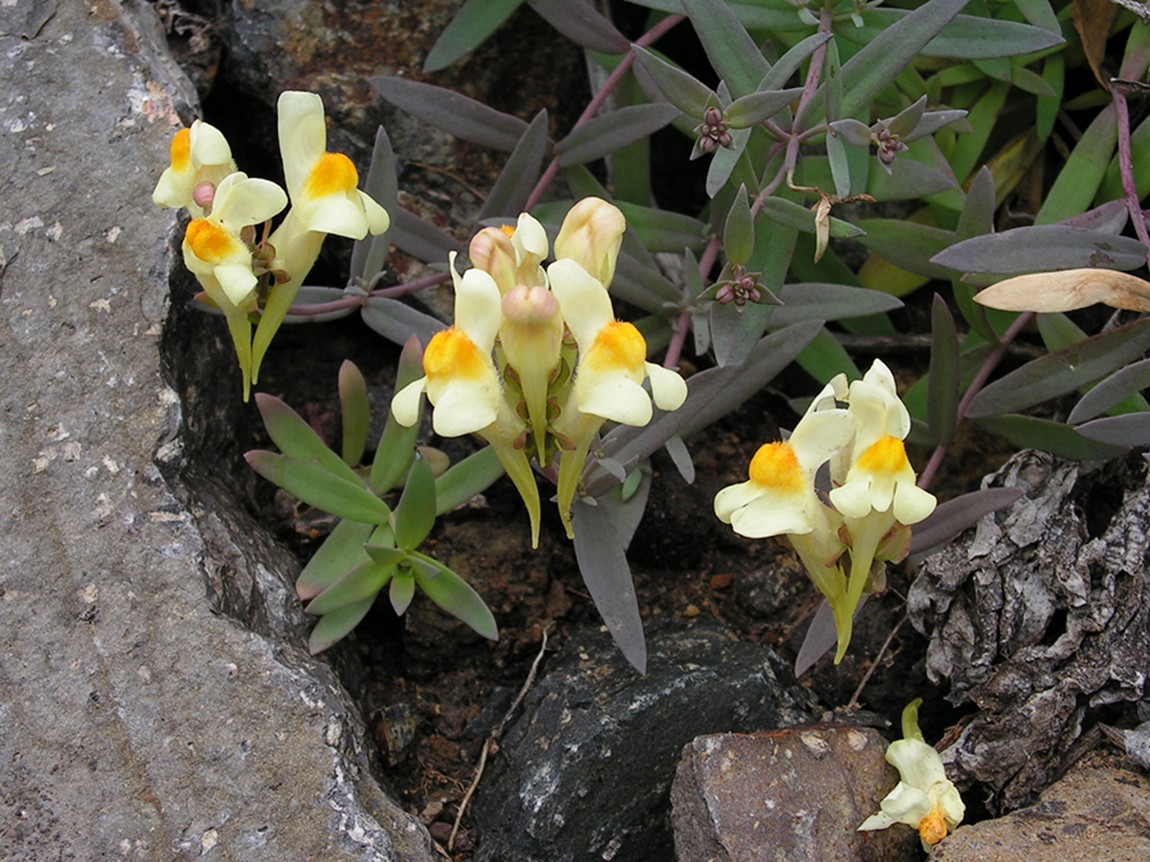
[390,199,688,545]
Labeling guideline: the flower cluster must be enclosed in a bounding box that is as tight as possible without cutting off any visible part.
[391,198,688,547]
[153,91,389,399]
[859,699,965,848]
[713,359,936,662]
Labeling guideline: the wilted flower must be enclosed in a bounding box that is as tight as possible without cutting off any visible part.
[859,699,964,848]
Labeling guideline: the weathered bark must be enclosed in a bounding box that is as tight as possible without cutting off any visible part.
[909,450,1150,810]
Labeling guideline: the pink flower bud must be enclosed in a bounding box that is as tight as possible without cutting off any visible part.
[192,181,216,211]
[501,284,559,326]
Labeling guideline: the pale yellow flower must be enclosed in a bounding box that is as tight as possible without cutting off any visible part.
[273,91,389,242]
[181,172,287,399]
[252,90,390,388]
[550,257,687,534]
[860,700,964,848]
[152,120,236,216]
[553,196,626,286]
[713,359,935,664]
[391,262,504,437]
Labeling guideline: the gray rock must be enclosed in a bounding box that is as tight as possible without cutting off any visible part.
[931,754,1150,862]
[908,450,1150,809]
[0,2,433,859]
[470,618,817,862]
[671,727,920,862]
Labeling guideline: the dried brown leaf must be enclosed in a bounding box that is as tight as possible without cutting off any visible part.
[973,267,1150,312]
[1072,0,1118,90]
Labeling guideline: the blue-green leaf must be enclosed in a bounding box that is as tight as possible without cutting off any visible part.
[838,10,1063,59]
[933,225,1150,275]
[838,0,969,119]
[393,457,437,551]
[306,559,395,616]
[361,295,447,349]
[254,393,349,477]
[555,104,682,167]
[723,184,753,266]
[530,0,629,53]
[371,75,529,149]
[478,109,550,221]
[350,125,398,283]
[339,361,370,467]
[386,207,464,264]
[389,573,417,616]
[245,451,392,524]
[909,488,1025,556]
[1069,358,1150,423]
[770,283,902,326]
[632,46,716,118]
[308,598,375,654]
[413,561,498,640]
[571,500,646,673]
[975,414,1129,460]
[683,0,769,99]
[370,337,425,495]
[296,519,378,601]
[967,319,1150,418]
[927,295,960,446]
[435,446,507,514]
[725,87,804,128]
[1075,414,1150,447]
[423,0,525,72]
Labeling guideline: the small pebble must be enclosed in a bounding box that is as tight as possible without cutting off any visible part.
[710,573,735,590]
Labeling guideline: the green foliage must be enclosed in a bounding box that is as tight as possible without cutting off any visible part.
[246,356,500,653]
[228,1,1150,669]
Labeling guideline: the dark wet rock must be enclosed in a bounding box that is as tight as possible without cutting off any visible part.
[671,727,920,862]
[470,618,818,862]
[909,450,1150,810]
[0,2,433,859]
[931,753,1150,862]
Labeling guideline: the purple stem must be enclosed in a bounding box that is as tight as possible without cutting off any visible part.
[286,17,688,321]
[1113,87,1150,266]
[278,271,451,319]
[524,14,686,213]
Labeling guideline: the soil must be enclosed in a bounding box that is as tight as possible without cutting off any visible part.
[239,302,1013,858]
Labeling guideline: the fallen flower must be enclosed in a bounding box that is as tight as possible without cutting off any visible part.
[859,698,964,848]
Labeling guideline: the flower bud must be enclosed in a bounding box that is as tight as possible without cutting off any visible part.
[192,181,216,211]
[502,284,559,326]
[553,197,626,287]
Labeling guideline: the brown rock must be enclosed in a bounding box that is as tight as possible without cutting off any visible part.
[672,726,920,862]
[931,754,1150,862]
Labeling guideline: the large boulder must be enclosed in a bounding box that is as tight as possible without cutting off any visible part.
[0,2,433,859]
[470,618,816,862]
